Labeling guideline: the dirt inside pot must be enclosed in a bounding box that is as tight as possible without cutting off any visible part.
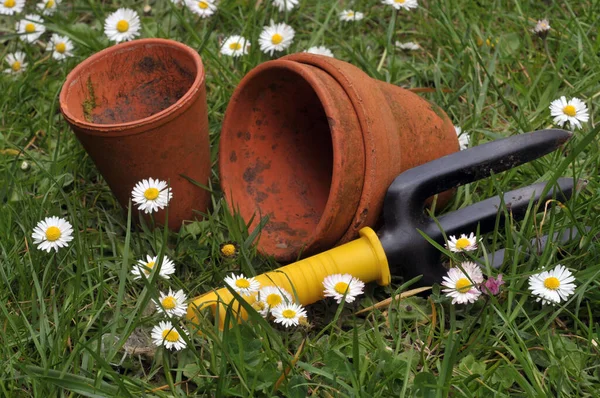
[66,44,196,124]
[222,68,334,252]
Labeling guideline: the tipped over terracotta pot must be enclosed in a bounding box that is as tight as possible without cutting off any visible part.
[60,39,211,229]
[219,53,459,262]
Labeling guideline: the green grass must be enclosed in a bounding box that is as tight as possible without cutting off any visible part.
[1,0,600,396]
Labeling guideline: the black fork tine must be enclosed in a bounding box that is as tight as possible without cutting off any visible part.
[376,129,574,286]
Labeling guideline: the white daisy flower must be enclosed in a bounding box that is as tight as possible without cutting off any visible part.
[220,35,250,57]
[528,264,576,305]
[151,321,187,351]
[46,34,74,60]
[32,216,74,252]
[272,0,298,12]
[37,0,60,15]
[131,254,176,280]
[395,41,420,51]
[259,21,295,56]
[104,8,141,43]
[224,273,260,296]
[323,273,365,304]
[382,0,418,11]
[339,9,364,22]
[4,51,27,74]
[455,125,470,150]
[131,178,173,214]
[185,0,217,18]
[533,19,550,34]
[304,46,334,57]
[258,286,293,314]
[271,302,307,327]
[16,15,46,43]
[446,232,478,252]
[154,288,188,317]
[549,96,589,130]
[441,262,484,305]
[0,0,25,15]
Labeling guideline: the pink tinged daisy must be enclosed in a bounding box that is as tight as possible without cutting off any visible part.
[104,8,141,43]
[483,274,504,295]
[131,255,176,280]
[304,46,334,58]
[224,273,260,296]
[382,0,418,11]
[0,0,25,15]
[528,264,576,305]
[258,286,293,313]
[454,126,470,150]
[154,288,188,317]
[533,19,550,35]
[339,9,364,22]
[47,34,74,60]
[185,0,217,18]
[323,273,365,304]
[220,35,250,57]
[16,15,46,43]
[441,262,484,304]
[37,0,60,15]
[131,178,172,214]
[446,232,478,252]
[549,96,589,130]
[32,216,74,252]
[271,302,307,327]
[151,321,187,351]
[4,51,27,74]
[272,0,298,12]
[259,21,295,56]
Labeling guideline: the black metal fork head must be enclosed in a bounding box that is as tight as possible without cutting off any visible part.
[377,129,574,286]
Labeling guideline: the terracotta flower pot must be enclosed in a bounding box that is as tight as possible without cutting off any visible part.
[59,39,211,229]
[219,53,459,262]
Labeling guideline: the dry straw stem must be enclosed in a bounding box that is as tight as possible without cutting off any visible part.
[354,286,432,315]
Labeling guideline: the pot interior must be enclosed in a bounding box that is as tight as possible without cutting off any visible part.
[222,68,334,254]
[64,43,197,124]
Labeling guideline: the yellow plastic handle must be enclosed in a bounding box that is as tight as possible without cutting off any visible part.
[186,227,390,329]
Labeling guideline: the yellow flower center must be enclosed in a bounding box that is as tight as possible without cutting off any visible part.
[334,282,349,295]
[282,309,296,319]
[45,226,61,241]
[271,33,283,45]
[45,0,55,8]
[25,23,36,33]
[116,20,129,33]
[4,0,15,8]
[144,187,159,200]
[563,105,577,117]
[346,12,354,17]
[235,279,250,289]
[543,276,560,290]
[144,261,155,274]
[55,42,66,53]
[162,296,177,310]
[252,301,266,311]
[395,0,406,3]
[266,293,282,307]
[455,237,471,250]
[221,244,236,257]
[11,61,21,71]
[198,1,208,9]
[229,42,242,51]
[161,329,180,342]
[455,278,472,293]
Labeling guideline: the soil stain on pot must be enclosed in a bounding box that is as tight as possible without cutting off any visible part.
[80,52,195,125]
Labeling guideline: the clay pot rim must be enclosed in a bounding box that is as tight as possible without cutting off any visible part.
[219,58,365,260]
[59,38,205,137]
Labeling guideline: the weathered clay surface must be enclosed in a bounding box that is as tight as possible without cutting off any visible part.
[60,39,211,229]
[220,54,459,261]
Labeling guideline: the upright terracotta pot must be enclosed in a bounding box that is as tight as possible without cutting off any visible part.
[219,53,459,262]
[60,39,211,229]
